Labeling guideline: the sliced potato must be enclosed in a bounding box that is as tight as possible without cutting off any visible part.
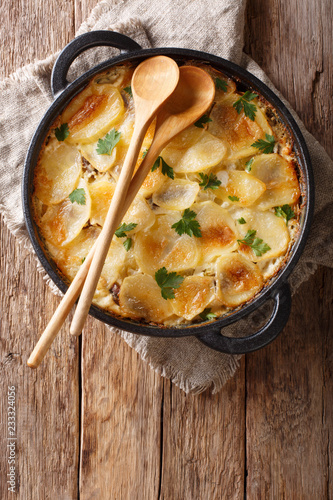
[152,178,200,210]
[40,178,91,247]
[250,153,300,210]
[193,201,238,264]
[236,208,290,262]
[101,238,127,289]
[123,194,155,233]
[119,273,173,322]
[89,179,115,226]
[171,276,215,320]
[139,167,165,197]
[64,85,124,144]
[216,253,263,307]
[255,183,300,211]
[214,170,266,206]
[208,94,272,160]
[250,154,298,188]
[93,66,128,87]
[135,213,200,274]
[161,126,227,173]
[79,140,117,172]
[51,224,126,290]
[34,140,81,205]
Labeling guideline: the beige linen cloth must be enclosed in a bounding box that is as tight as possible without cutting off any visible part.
[1,0,332,393]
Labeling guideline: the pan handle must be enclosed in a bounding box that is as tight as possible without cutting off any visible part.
[196,282,291,354]
[51,30,142,97]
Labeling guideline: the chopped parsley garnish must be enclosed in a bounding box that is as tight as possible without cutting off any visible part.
[198,172,221,190]
[115,222,137,251]
[194,114,212,128]
[123,238,132,252]
[199,308,217,321]
[251,134,275,154]
[151,156,174,179]
[69,188,86,205]
[55,123,69,141]
[115,222,137,238]
[245,158,254,172]
[215,78,228,92]
[123,86,132,97]
[233,91,258,121]
[274,204,295,225]
[96,129,121,155]
[142,149,148,158]
[228,195,240,202]
[237,229,271,257]
[171,209,202,238]
[155,267,184,300]
[237,217,246,224]
[81,257,86,264]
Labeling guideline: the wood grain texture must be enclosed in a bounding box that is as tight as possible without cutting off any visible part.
[244,0,333,498]
[0,1,79,499]
[0,0,332,499]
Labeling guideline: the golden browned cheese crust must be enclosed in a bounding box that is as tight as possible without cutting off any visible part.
[32,61,302,326]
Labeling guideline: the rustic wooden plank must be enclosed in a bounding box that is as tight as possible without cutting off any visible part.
[0,1,79,498]
[159,361,246,500]
[244,0,333,497]
[79,319,163,499]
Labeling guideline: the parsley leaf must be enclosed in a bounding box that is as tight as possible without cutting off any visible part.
[237,217,246,224]
[245,158,254,172]
[171,209,202,238]
[199,308,217,321]
[123,86,132,97]
[55,123,69,141]
[142,149,148,159]
[151,156,174,179]
[69,188,86,205]
[251,134,275,154]
[194,114,212,128]
[233,91,258,121]
[155,267,184,300]
[96,129,121,155]
[215,78,228,92]
[274,204,295,225]
[198,172,221,190]
[123,238,132,251]
[237,229,271,257]
[228,195,240,202]
[115,222,137,238]
[81,257,86,264]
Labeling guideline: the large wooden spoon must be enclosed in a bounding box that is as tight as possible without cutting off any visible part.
[69,56,179,336]
[27,65,215,367]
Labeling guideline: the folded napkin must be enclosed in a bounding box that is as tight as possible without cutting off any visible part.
[1,0,332,394]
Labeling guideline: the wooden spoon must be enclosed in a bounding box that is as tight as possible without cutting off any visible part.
[27,65,215,367]
[69,56,179,336]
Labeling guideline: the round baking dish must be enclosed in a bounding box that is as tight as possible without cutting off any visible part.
[22,31,314,354]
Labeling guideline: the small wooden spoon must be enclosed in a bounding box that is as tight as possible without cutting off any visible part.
[69,56,179,336]
[27,65,215,367]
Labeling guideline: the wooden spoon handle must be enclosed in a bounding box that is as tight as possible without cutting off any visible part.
[26,139,162,367]
[69,123,148,337]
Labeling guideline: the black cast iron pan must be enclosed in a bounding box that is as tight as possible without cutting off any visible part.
[22,31,314,354]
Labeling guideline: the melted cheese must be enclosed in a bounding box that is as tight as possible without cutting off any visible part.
[63,85,124,144]
[40,178,91,247]
[171,276,215,320]
[34,140,82,205]
[216,253,263,307]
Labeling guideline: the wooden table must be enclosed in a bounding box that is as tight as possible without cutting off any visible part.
[1,1,332,498]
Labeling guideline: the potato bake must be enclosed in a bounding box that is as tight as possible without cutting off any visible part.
[32,62,302,326]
